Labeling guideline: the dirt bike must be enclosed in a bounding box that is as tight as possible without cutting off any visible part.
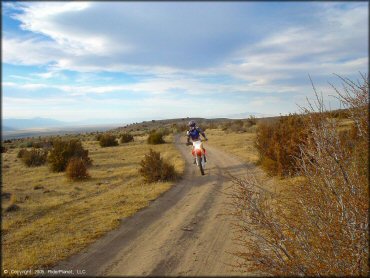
[186,139,207,175]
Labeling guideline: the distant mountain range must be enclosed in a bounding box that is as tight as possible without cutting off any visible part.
[2,117,68,130]
[2,113,276,132]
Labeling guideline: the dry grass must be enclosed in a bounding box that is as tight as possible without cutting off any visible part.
[206,128,259,164]
[1,134,185,270]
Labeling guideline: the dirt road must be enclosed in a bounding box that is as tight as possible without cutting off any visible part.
[55,136,256,276]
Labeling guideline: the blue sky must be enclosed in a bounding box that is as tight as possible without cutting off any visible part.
[2,1,368,124]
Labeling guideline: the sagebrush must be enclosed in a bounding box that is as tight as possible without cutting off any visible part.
[120,133,134,143]
[139,149,177,183]
[99,134,118,147]
[20,148,47,167]
[48,139,91,172]
[255,114,308,176]
[66,158,90,181]
[147,131,165,145]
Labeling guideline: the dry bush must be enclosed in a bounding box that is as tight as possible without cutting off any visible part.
[120,133,134,143]
[174,123,189,132]
[99,134,118,147]
[147,131,165,145]
[1,146,7,153]
[66,158,90,181]
[246,115,257,127]
[255,114,308,176]
[20,148,47,167]
[48,139,91,172]
[229,74,369,276]
[95,133,103,141]
[157,127,171,136]
[17,148,27,158]
[139,149,177,183]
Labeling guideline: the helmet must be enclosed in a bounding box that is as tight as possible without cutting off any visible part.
[188,120,196,127]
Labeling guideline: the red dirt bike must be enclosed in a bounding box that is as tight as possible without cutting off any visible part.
[186,139,207,175]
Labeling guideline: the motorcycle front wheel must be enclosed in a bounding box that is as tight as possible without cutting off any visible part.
[197,156,205,175]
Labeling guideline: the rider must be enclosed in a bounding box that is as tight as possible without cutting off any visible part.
[186,120,208,164]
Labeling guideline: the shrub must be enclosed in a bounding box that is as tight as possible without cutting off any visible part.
[1,146,7,153]
[157,127,171,136]
[173,123,188,133]
[66,158,90,181]
[255,114,308,176]
[246,115,257,127]
[21,148,47,167]
[48,139,91,172]
[229,74,369,276]
[99,134,118,147]
[120,133,134,143]
[204,121,218,130]
[95,133,103,141]
[147,131,165,145]
[230,120,247,133]
[17,148,28,158]
[139,149,177,183]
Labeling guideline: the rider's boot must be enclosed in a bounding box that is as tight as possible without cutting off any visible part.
[193,157,196,164]
[204,155,207,163]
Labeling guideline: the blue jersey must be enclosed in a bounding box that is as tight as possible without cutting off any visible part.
[187,127,205,141]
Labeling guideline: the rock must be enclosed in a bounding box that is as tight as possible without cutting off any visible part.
[2,192,11,200]
[43,190,51,193]
[5,204,20,212]
[34,185,44,190]
[182,226,193,231]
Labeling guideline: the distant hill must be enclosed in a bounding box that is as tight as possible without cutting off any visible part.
[2,126,17,131]
[3,117,67,130]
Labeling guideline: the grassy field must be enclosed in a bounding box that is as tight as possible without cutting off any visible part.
[2,134,184,271]
[206,128,259,164]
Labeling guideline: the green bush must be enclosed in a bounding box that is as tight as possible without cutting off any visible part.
[99,134,118,147]
[120,133,134,143]
[147,131,165,145]
[66,158,90,181]
[48,139,91,172]
[21,148,47,167]
[139,149,177,183]
[255,114,308,176]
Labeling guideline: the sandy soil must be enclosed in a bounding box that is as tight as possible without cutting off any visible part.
[55,135,258,276]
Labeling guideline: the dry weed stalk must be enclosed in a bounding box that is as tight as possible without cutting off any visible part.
[230,74,369,276]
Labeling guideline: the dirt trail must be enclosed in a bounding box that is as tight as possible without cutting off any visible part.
[55,136,258,276]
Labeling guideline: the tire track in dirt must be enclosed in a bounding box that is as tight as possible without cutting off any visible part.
[54,135,258,276]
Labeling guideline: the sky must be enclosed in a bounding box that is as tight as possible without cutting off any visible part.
[2,1,368,124]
